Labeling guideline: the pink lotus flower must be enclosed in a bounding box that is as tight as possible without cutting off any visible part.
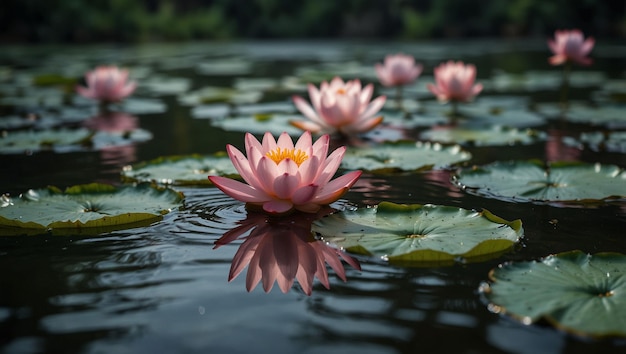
[548,29,595,65]
[427,61,483,103]
[548,29,595,66]
[214,211,361,295]
[291,77,386,135]
[208,131,362,215]
[76,66,137,102]
[375,53,423,87]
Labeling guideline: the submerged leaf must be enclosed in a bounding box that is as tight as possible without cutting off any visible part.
[482,250,626,338]
[313,202,522,266]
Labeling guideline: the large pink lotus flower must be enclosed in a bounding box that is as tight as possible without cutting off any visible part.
[214,211,361,295]
[76,66,137,102]
[548,29,595,66]
[208,131,362,215]
[427,61,483,103]
[375,53,423,87]
[291,77,386,136]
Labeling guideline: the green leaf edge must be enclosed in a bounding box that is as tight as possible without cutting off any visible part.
[344,201,523,265]
[120,152,241,186]
[483,250,626,339]
[455,160,626,205]
[342,141,471,174]
[0,182,184,232]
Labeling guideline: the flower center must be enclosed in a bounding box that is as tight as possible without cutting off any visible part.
[266,147,309,166]
[336,88,346,94]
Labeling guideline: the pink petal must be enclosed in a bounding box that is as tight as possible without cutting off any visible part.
[314,170,362,204]
[276,131,295,150]
[292,184,319,205]
[263,199,294,214]
[208,176,269,203]
[360,95,386,120]
[255,156,280,193]
[290,120,323,133]
[273,172,299,199]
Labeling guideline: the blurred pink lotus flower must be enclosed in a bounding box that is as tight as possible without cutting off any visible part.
[427,61,483,103]
[214,211,360,295]
[291,77,386,136]
[208,131,362,215]
[548,29,595,66]
[76,66,137,102]
[375,53,423,87]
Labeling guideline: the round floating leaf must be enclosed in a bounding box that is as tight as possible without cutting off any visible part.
[340,141,471,173]
[0,183,184,234]
[0,128,92,154]
[481,250,626,338]
[313,202,523,266]
[536,103,626,129]
[454,160,626,205]
[420,125,546,146]
[212,114,303,135]
[564,131,626,153]
[178,86,262,106]
[121,154,239,186]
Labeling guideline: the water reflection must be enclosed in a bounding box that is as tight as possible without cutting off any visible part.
[214,209,361,295]
[82,110,142,177]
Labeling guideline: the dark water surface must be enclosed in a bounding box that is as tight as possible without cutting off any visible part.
[1,40,625,353]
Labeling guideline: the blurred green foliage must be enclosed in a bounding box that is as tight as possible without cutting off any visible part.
[1,0,624,42]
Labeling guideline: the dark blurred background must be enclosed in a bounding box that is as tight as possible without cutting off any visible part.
[1,0,625,43]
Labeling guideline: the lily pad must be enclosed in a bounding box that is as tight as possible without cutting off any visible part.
[563,131,626,153]
[211,114,303,135]
[481,250,626,338]
[453,160,626,205]
[0,183,183,234]
[420,125,546,146]
[340,141,472,173]
[121,154,239,186]
[313,202,523,266]
[536,103,626,129]
[178,86,263,106]
[0,128,93,154]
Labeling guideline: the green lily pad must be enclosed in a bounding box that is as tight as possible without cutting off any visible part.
[121,154,239,186]
[563,131,626,153]
[211,114,303,135]
[340,141,472,173]
[481,250,626,338]
[536,103,626,129]
[420,125,546,146]
[0,128,93,154]
[313,202,523,266]
[178,86,263,106]
[0,183,183,234]
[453,160,626,205]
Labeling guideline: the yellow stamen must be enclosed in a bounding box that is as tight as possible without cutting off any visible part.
[336,88,346,94]
[266,147,309,166]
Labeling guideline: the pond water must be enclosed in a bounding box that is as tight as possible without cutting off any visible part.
[1,40,625,353]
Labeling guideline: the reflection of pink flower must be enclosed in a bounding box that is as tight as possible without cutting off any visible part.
[76,66,137,102]
[83,111,138,132]
[375,54,423,87]
[291,77,386,135]
[214,211,361,295]
[427,61,483,103]
[548,29,594,66]
[208,131,362,215]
